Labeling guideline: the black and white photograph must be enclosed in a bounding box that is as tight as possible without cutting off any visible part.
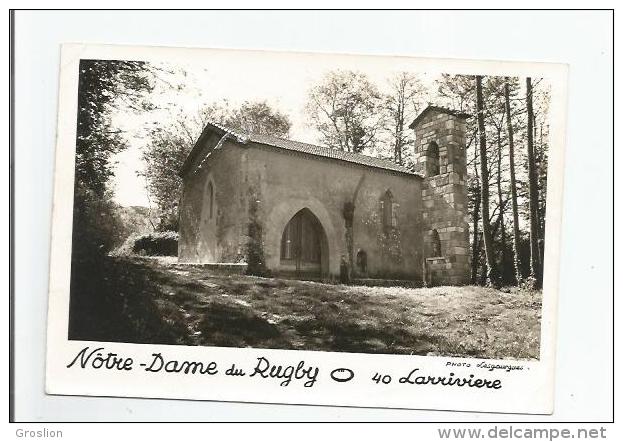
[42,42,570,413]
[66,51,552,360]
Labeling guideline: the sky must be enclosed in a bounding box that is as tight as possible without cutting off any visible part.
[108,50,449,207]
[106,48,546,208]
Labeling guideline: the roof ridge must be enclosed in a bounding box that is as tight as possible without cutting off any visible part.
[408,104,471,129]
[182,121,423,178]
[248,132,408,168]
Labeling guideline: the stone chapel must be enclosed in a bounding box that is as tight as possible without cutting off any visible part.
[178,105,471,286]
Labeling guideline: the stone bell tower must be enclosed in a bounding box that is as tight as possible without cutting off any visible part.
[410,105,471,286]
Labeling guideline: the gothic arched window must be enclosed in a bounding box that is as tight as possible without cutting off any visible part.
[380,190,397,229]
[427,141,440,176]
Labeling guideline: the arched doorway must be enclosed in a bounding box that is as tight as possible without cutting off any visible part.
[280,208,326,278]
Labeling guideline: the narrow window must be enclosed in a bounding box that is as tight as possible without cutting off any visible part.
[431,229,442,257]
[207,181,214,219]
[381,190,395,229]
[427,141,440,176]
[356,249,368,274]
[391,202,399,227]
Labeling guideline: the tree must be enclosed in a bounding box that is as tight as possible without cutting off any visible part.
[436,73,550,288]
[437,74,476,112]
[531,81,551,257]
[224,101,290,137]
[383,72,426,164]
[476,76,499,286]
[75,59,153,198]
[504,78,523,284]
[483,77,514,284]
[525,77,542,288]
[306,70,384,153]
[141,127,192,231]
[73,59,153,257]
[69,59,154,338]
[469,134,482,284]
[142,100,291,230]
[494,118,509,278]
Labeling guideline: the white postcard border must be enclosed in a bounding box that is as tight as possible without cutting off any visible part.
[45,43,569,414]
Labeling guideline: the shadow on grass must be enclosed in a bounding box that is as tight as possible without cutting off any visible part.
[195,303,288,348]
[68,256,540,359]
[68,256,291,349]
[282,315,444,354]
[68,256,195,345]
[68,256,434,354]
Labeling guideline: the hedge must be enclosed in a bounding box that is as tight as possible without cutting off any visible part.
[131,231,178,256]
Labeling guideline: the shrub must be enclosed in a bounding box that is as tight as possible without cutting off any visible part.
[110,233,140,257]
[130,231,179,256]
[72,186,128,261]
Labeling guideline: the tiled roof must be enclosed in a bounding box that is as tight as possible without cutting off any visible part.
[246,133,419,176]
[181,121,422,177]
[408,105,471,129]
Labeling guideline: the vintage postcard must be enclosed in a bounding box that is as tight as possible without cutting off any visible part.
[46,43,568,414]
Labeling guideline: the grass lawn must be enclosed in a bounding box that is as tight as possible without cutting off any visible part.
[69,256,541,360]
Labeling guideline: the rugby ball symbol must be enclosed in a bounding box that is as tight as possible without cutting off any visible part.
[330,368,355,383]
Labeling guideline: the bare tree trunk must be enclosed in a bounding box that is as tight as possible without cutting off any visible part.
[495,128,507,282]
[538,121,545,257]
[526,77,542,288]
[479,240,488,286]
[504,79,522,284]
[468,131,481,284]
[476,76,498,286]
[471,183,481,284]
[394,101,404,164]
[533,113,543,247]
